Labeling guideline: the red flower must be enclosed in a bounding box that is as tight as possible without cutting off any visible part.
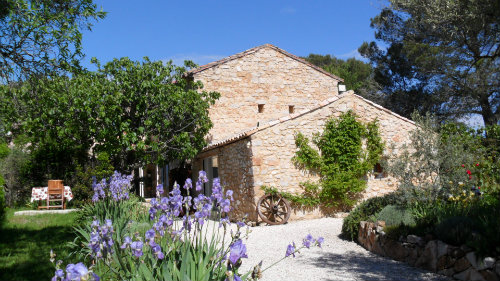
[476,163,479,166]
[467,170,471,175]
[461,164,465,167]
[469,176,472,180]
[478,187,481,189]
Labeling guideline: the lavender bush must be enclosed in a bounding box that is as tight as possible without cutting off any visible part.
[64,171,323,281]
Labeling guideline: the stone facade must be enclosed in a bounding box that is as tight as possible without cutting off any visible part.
[194,92,417,221]
[358,221,500,281]
[190,44,341,144]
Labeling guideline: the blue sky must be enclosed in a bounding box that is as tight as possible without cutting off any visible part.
[81,1,387,69]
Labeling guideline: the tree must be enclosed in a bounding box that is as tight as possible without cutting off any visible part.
[303,54,382,102]
[0,0,105,83]
[4,58,220,176]
[361,0,500,125]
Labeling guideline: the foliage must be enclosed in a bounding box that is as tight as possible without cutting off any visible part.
[0,0,106,82]
[341,192,398,240]
[361,0,500,125]
[0,174,5,223]
[434,216,477,246]
[376,205,415,227]
[292,111,384,208]
[67,171,323,281]
[303,54,382,101]
[0,144,30,206]
[3,58,220,174]
[72,152,114,208]
[0,209,79,281]
[387,114,500,205]
[261,184,320,207]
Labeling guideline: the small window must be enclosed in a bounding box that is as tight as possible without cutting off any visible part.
[373,163,385,179]
[258,104,264,113]
[289,105,295,114]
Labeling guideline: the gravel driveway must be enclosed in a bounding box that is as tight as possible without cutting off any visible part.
[238,218,451,281]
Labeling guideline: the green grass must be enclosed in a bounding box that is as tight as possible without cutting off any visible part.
[0,208,78,281]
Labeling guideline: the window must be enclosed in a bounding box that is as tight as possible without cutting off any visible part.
[202,156,219,196]
[258,104,264,113]
[289,105,295,114]
[373,163,386,179]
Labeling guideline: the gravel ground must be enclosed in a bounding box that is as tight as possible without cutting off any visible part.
[236,218,452,281]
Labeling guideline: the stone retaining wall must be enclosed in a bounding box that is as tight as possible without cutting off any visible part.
[358,221,500,281]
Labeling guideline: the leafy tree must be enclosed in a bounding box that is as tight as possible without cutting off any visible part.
[303,54,382,102]
[292,111,384,208]
[0,0,105,83]
[4,58,219,177]
[361,0,500,125]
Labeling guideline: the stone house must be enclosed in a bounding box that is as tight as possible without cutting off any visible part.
[142,44,417,221]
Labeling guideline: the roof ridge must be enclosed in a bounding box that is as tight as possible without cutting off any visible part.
[202,91,415,152]
[187,44,343,82]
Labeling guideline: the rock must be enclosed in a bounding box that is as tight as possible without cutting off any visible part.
[454,268,485,281]
[383,239,408,261]
[496,262,500,276]
[437,241,449,258]
[467,252,496,271]
[449,247,466,259]
[480,270,499,281]
[461,244,474,253]
[424,233,435,242]
[415,240,438,272]
[437,268,455,277]
[377,220,386,228]
[407,235,425,246]
[437,255,456,270]
[454,257,472,272]
[405,247,420,266]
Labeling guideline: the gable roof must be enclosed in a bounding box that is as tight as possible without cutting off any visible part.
[201,91,415,152]
[186,44,344,82]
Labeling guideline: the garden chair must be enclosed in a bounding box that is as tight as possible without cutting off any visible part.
[45,180,65,209]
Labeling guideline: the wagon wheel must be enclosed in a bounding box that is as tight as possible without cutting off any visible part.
[257,194,291,225]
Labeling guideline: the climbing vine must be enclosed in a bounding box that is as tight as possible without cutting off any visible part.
[271,111,384,209]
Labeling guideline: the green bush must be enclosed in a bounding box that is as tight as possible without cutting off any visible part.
[434,216,477,246]
[376,205,415,227]
[0,174,5,223]
[341,193,397,240]
[71,152,114,208]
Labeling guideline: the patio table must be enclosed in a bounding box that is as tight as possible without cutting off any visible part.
[30,186,73,203]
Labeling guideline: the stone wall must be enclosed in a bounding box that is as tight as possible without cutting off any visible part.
[249,93,416,219]
[192,45,340,143]
[358,221,500,281]
[194,139,257,221]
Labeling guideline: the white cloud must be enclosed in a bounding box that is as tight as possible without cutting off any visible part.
[335,49,365,61]
[280,6,296,15]
[162,54,226,67]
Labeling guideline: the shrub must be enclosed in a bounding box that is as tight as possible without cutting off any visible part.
[293,111,384,208]
[341,192,397,240]
[0,174,5,223]
[376,205,415,227]
[72,152,114,208]
[0,145,30,206]
[434,216,477,246]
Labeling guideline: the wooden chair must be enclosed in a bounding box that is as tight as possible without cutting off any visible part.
[46,180,65,209]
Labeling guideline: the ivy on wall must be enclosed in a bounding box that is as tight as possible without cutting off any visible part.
[265,111,384,209]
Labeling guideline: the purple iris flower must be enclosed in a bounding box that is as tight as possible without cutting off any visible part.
[130,241,144,257]
[286,242,296,257]
[183,178,192,190]
[66,263,89,280]
[156,184,164,195]
[302,234,315,249]
[317,237,324,248]
[196,179,203,191]
[229,239,248,265]
[220,199,231,213]
[120,236,132,249]
[145,229,155,241]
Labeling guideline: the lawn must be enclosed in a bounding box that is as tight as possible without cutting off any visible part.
[0,208,79,281]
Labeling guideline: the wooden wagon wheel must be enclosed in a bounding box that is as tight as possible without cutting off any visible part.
[256,194,291,225]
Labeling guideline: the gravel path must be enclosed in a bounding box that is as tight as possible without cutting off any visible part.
[237,218,452,281]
